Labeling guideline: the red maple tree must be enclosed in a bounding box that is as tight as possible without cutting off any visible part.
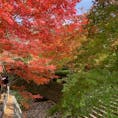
[0,0,87,84]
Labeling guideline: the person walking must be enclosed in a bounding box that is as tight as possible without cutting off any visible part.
[1,75,9,95]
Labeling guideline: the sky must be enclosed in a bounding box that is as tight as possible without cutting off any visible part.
[76,0,94,14]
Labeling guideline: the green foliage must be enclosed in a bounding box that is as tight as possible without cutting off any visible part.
[82,0,118,70]
[74,0,118,71]
[58,70,117,117]
[55,69,70,77]
[55,0,118,117]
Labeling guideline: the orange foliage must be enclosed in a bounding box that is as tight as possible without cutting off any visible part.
[0,0,87,85]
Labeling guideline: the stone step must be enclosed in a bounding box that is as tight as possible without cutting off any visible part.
[92,107,104,117]
[89,113,97,118]
[110,98,118,103]
[82,116,89,118]
[110,101,118,106]
[93,107,107,115]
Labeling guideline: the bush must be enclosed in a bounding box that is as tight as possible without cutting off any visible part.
[58,69,118,117]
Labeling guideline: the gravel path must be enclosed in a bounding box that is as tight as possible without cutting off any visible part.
[23,100,61,118]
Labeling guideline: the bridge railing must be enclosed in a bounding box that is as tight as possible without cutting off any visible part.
[1,85,22,118]
[13,95,22,118]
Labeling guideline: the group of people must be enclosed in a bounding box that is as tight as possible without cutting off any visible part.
[0,74,9,95]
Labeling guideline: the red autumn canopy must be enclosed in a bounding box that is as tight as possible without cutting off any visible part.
[0,0,87,84]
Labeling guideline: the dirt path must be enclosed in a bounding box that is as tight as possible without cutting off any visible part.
[23,100,61,118]
[3,95,15,118]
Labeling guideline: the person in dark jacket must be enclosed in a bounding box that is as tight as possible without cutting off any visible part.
[2,76,9,85]
[1,75,9,94]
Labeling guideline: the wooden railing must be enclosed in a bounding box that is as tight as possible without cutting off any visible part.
[0,86,22,118]
[12,96,22,118]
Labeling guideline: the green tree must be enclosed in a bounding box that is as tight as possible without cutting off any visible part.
[55,0,118,117]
